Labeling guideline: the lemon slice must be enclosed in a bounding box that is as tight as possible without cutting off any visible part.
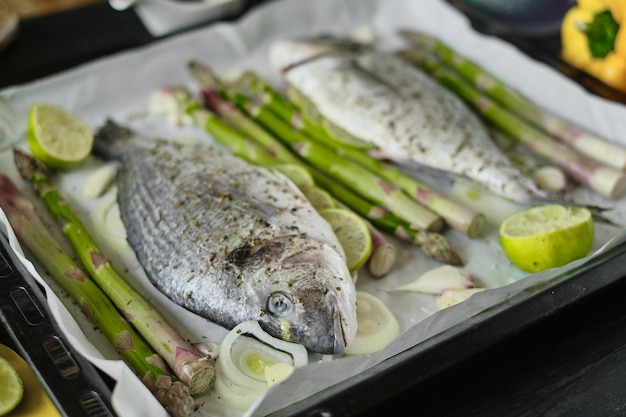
[343,291,400,355]
[0,354,23,416]
[499,204,594,273]
[27,102,94,169]
[0,344,61,417]
[319,208,372,272]
[301,185,335,211]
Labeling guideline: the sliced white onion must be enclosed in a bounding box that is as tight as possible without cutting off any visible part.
[435,288,486,310]
[385,265,475,294]
[214,361,266,411]
[215,321,308,410]
[83,163,117,198]
[92,192,131,252]
[264,362,295,387]
[343,291,399,356]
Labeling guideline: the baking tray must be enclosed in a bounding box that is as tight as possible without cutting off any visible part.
[1,0,626,416]
[0,232,116,417]
[267,241,626,417]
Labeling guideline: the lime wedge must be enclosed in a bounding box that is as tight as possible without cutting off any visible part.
[499,204,594,273]
[272,164,314,188]
[27,102,94,169]
[319,207,372,272]
[301,185,335,211]
[0,355,23,416]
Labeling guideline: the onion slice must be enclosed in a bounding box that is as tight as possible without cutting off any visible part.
[215,321,308,410]
[343,291,400,356]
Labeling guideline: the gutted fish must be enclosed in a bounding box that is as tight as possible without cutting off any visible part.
[269,38,549,204]
[93,121,357,354]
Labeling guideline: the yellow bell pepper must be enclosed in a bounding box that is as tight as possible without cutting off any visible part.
[561,0,626,93]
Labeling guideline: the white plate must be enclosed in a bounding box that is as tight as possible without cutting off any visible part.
[109,0,245,36]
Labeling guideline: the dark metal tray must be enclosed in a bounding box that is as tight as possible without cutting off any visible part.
[268,242,626,417]
[0,232,117,417]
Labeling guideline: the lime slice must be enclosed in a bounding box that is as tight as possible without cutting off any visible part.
[499,204,594,273]
[272,164,314,188]
[0,354,24,416]
[301,185,335,211]
[319,208,372,272]
[27,102,94,169]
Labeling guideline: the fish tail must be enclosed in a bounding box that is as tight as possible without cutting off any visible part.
[586,204,617,227]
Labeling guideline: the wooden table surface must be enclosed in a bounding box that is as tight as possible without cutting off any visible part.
[3,0,105,19]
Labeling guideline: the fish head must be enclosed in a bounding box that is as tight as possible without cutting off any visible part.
[245,237,357,354]
[269,36,369,73]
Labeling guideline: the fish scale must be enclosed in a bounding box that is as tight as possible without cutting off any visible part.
[95,122,356,354]
[272,40,548,204]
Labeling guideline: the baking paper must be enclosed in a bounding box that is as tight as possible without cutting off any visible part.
[1,0,625,416]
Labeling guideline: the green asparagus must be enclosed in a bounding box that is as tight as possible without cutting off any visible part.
[399,29,626,172]
[233,69,373,150]
[160,85,462,265]
[222,87,445,232]
[233,70,486,238]
[0,174,195,417]
[399,49,626,200]
[187,65,444,231]
[13,150,215,397]
[311,170,462,265]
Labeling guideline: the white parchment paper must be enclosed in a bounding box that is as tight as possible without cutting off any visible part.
[2,0,626,416]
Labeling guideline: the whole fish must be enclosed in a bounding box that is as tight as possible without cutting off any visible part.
[269,38,549,204]
[93,120,357,354]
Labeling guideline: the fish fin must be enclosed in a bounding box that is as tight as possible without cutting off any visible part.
[92,119,134,161]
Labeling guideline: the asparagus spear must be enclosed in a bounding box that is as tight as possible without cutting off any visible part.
[13,150,215,397]
[0,174,195,417]
[188,86,407,270]
[233,70,373,150]
[398,49,626,200]
[182,72,462,265]
[232,70,486,238]
[310,170,462,265]
[188,63,451,232]
[399,29,626,172]
[214,84,446,233]
[160,85,461,265]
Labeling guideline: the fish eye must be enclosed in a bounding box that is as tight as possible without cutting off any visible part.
[267,291,293,316]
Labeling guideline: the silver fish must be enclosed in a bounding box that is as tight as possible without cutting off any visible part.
[270,38,549,204]
[94,121,357,354]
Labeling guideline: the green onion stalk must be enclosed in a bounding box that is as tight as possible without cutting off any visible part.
[398,48,626,200]
[0,173,195,417]
[399,29,626,172]
[13,150,215,397]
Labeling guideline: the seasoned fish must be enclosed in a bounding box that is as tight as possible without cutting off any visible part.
[94,121,357,354]
[270,39,548,204]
